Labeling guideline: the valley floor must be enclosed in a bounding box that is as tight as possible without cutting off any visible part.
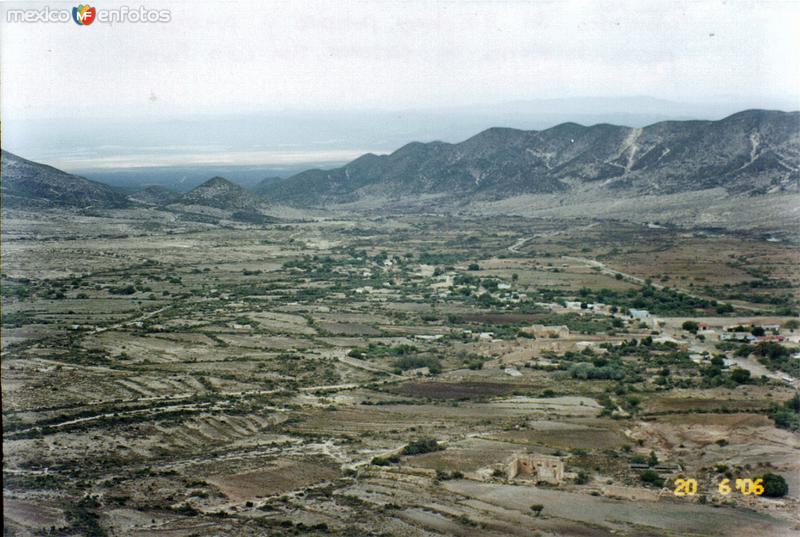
[2,207,799,536]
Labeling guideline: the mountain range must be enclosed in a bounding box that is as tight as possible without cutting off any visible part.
[2,110,799,229]
[1,150,130,209]
[257,109,799,206]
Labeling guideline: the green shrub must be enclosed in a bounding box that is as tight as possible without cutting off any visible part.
[760,472,788,498]
[730,368,751,384]
[640,470,665,488]
[682,321,699,333]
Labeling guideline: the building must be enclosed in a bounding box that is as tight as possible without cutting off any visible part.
[756,335,785,343]
[507,454,564,484]
[629,309,651,320]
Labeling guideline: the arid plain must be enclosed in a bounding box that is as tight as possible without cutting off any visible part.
[2,205,800,537]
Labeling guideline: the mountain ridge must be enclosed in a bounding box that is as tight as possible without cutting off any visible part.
[258,109,800,206]
[1,150,130,209]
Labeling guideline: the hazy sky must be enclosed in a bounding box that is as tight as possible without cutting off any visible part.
[2,0,799,121]
[1,0,799,176]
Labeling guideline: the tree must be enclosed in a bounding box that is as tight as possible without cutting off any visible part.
[783,319,799,331]
[648,450,659,467]
[786,393,800,412]
[716,302,734,314]
[761,473,788,498]
[682,321,699,333]
[529,504,544,516]
[730,368,751,384]
[751,326,765,337]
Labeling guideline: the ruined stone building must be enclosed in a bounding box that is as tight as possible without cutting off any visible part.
[507,454,564,483]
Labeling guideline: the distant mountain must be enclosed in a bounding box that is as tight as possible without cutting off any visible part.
[128,185,181,206]
[253,176,285,195]
[1,150,129,209]
[178,176,261,210]
[261,110,800,206]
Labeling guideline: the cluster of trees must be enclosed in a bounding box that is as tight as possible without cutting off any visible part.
[738,341,798,376]
[108,284,138,295]
[698,355,753,388]
[401,437,443,455]
[349,343,418,359]
[769,393,800,431]
[712,280,798,313]
[576,285,721,315]
[395,355,442,374]
[1,279,31,299]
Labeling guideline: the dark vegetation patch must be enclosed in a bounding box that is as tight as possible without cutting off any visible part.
[390,381,520,400]
[452,313,549,324]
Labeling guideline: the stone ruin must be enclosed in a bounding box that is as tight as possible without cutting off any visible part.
[507,454,564,484]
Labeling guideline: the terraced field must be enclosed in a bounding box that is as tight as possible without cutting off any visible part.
[3,209,799,536]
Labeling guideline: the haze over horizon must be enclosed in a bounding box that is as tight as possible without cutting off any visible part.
[1,0,798,183]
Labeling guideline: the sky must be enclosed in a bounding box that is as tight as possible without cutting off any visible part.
[1,0,799,177]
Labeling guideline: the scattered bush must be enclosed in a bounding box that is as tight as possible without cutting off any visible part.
[575,471,590,484]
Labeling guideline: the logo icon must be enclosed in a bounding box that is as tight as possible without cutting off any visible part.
[72,4,96,25]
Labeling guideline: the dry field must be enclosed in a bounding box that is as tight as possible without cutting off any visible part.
[2,208,799,536]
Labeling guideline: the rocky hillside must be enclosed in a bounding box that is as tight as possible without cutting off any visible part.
[128,185,181,206]
[178,176,261,210]
[1,150,129,209]
[259,110,799,205]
